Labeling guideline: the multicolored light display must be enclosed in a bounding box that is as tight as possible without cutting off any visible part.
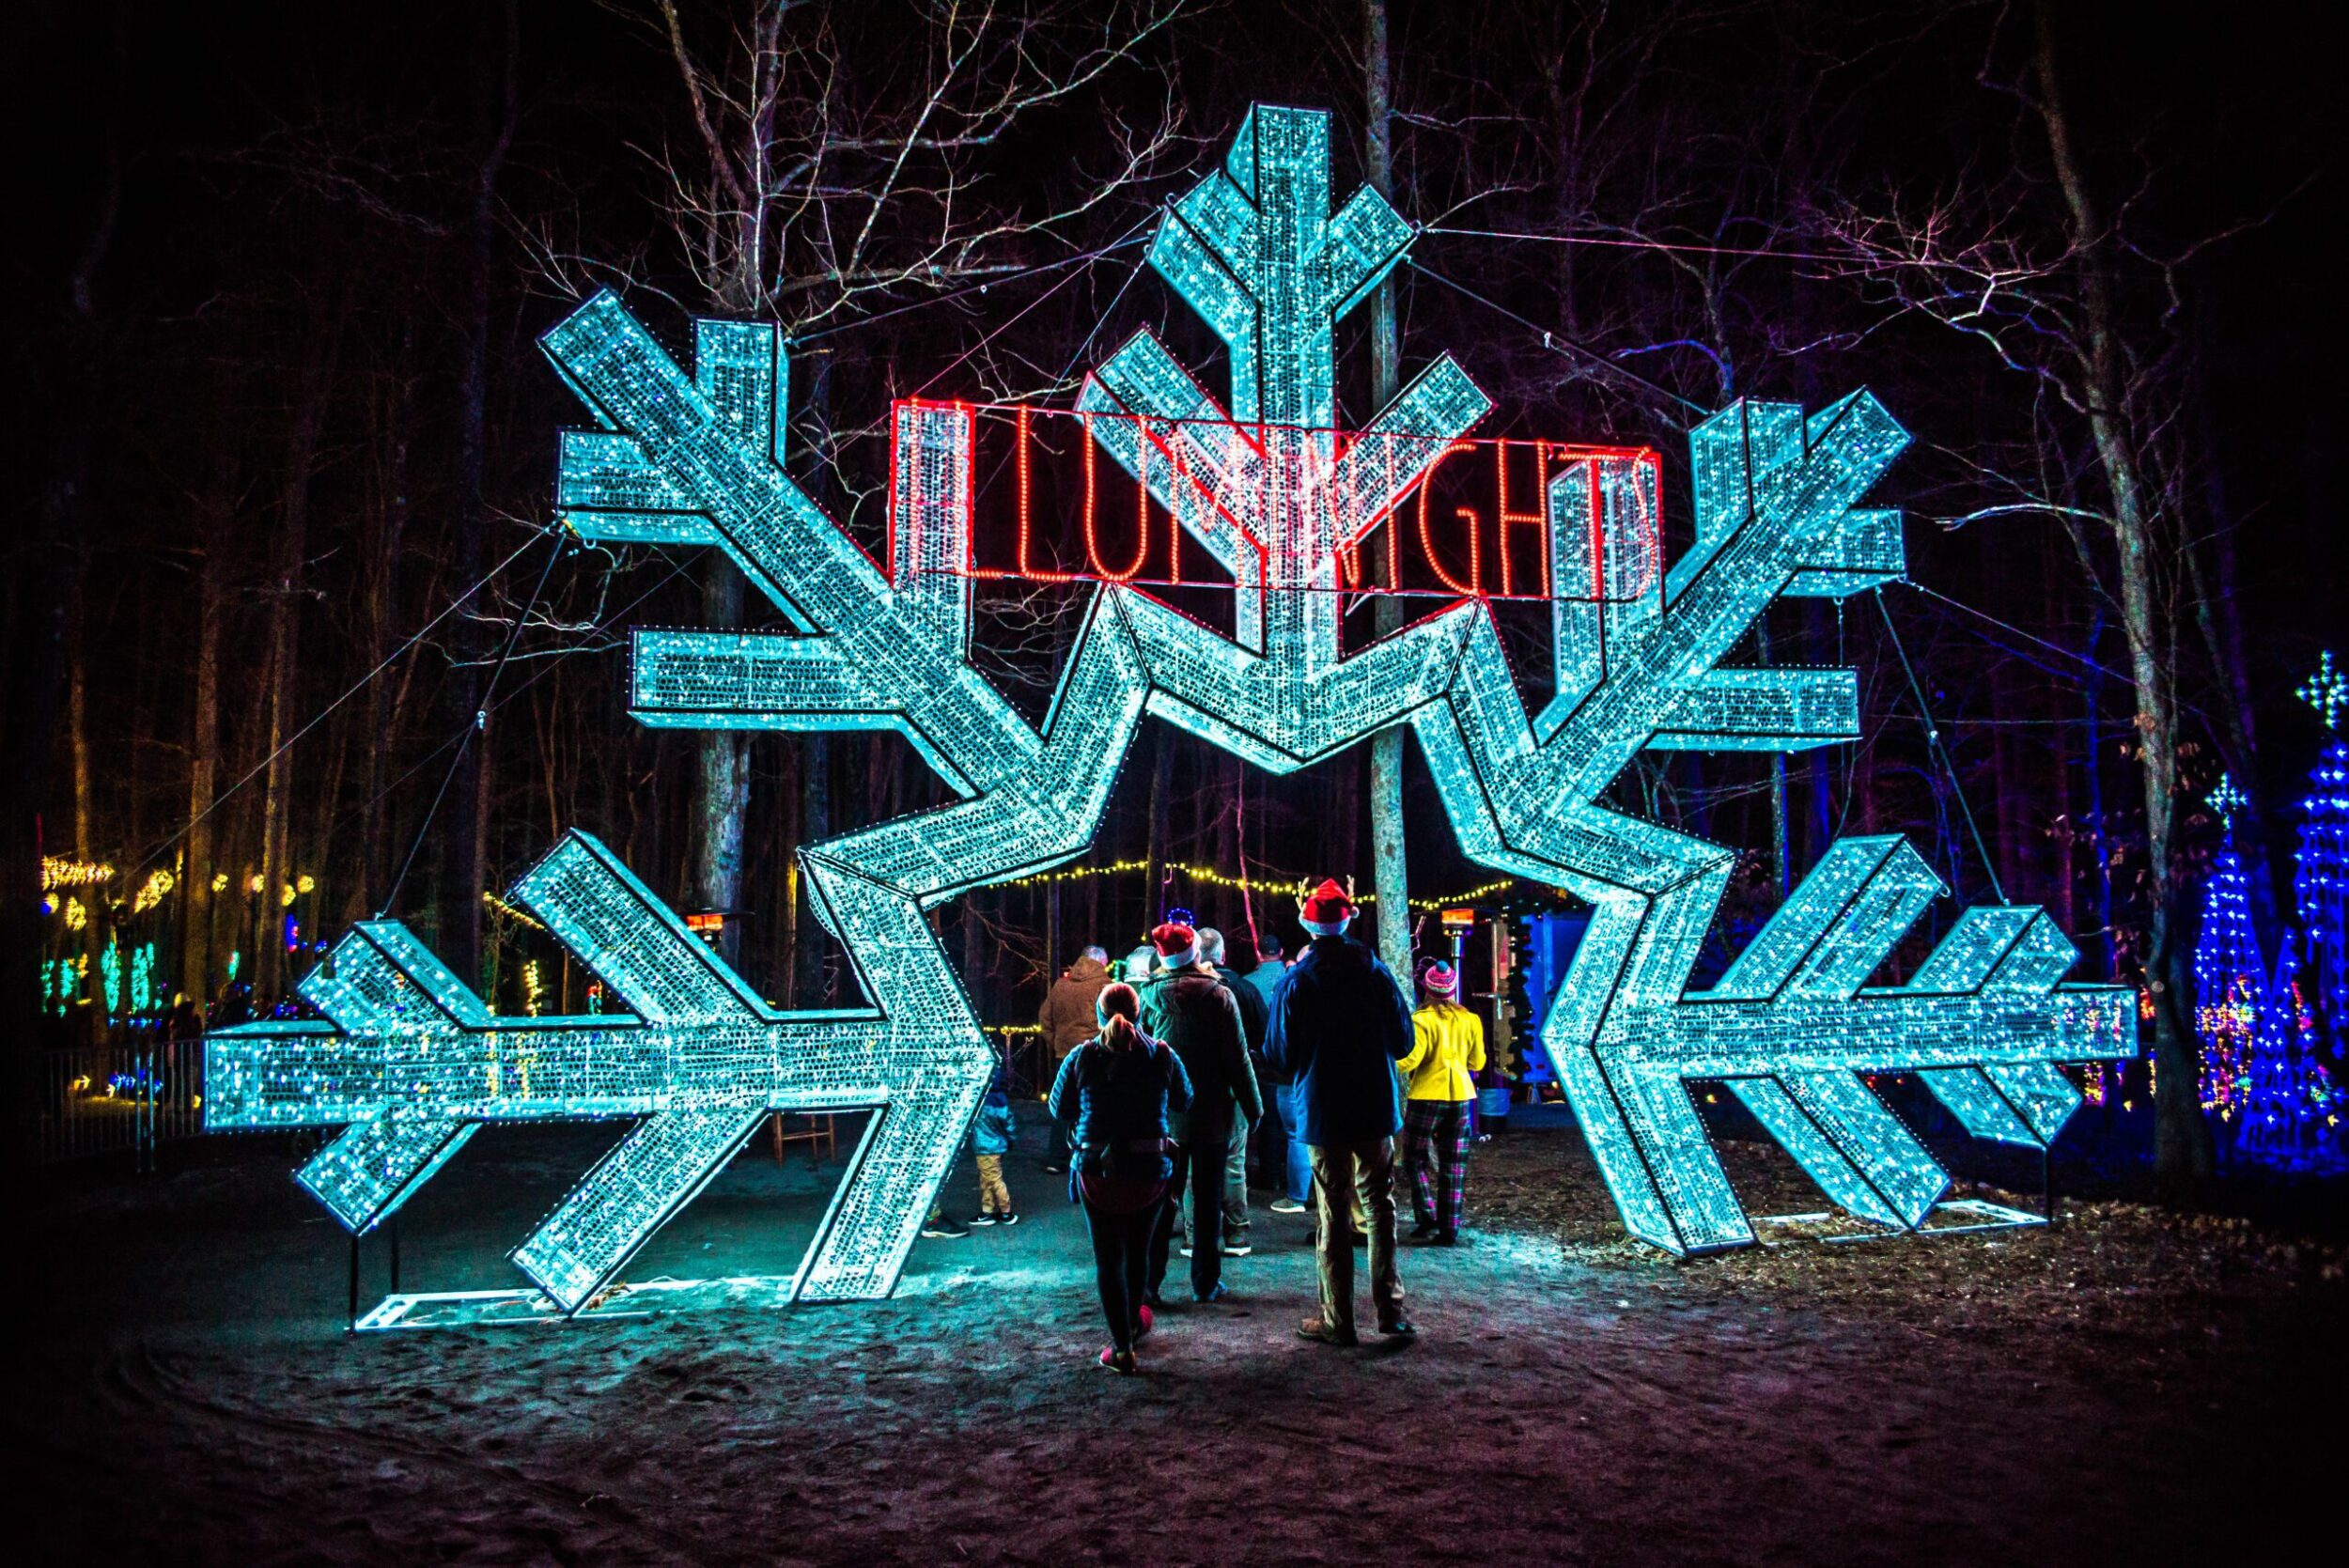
[209,105,2129,1307]
[2194,774,2260,1116]
[2295,653,2347,1044]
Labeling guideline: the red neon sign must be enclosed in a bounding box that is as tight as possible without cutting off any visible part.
[922,399,1659,606]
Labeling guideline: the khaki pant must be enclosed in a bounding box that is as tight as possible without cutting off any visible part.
[975,1153,1010,1215]
[1309,1138,1404,1333]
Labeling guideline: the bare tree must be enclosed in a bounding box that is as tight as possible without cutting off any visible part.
[580,0,1186,978]
[1815,5,2306,1186]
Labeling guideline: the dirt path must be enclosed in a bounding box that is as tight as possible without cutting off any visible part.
[13,1117,2339,1566]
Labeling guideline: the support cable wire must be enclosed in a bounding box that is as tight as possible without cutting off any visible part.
[915,212,1160,398]
[1897,579,2226,740]
[1403,256,1707,423]
[379,528,569,917]
[1422,223,1858,267]
[322,554,696,849]
[1874,586,2007,906]
[1900,581,2130,683]
[791,231,1153,347]
[121,519,566,884]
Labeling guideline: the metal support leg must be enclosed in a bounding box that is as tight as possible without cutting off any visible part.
[2042,1144,2057,1231]
[389,1215,401,1295]
[347,1233,360,1333]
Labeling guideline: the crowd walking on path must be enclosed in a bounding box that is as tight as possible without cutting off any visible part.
[1014,873,1491,1370]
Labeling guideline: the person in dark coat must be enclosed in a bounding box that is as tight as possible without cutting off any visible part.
[1138,922,1262,1303]
[1049,981,1192,1374]
[1265,878,1417,1345]
[1198,926,1268,1252]
[1037,947,1113,1172]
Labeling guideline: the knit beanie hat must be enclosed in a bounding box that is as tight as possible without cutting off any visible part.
[1422,960,1459,996]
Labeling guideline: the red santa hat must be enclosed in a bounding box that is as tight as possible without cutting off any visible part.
[1299,878,1355,932]
[1149,922,1201,969]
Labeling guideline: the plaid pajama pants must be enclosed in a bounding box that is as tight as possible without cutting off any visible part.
[1402,1098,1470,1234]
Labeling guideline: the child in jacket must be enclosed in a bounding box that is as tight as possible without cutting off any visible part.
[970,1054,1019,1226]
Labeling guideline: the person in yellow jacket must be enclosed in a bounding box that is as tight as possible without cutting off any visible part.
[1397,961,1486,1244]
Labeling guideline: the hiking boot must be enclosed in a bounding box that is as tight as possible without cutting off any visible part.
[1297,1316,1359,1347]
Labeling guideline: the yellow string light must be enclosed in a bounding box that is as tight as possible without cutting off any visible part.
[210,872,229,893]
[990,859,1526,912]
[483,891,547,932]
[247,874,266,895]
[132,868,177,915]
[41,857,114,890]
[64,896,87,932]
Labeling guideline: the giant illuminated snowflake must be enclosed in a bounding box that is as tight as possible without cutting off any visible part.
[208,105,2131,1311]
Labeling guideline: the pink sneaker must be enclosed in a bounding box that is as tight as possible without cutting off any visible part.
[1097,1345,1137,1374]
[1135,1304,1156,1341]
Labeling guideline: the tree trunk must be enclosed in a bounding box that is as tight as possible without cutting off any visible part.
[68,586,91,861]
[256,303,341,1001]
[1362,0,1414,981]
[693,562,751,962]
[691,132,767,967]
[1212,753,1239,935]
[2033,4,2211,1186]
[1145,728,1174,934]
[1755,619,1791,896]
[179,533,225,1004]
[360,359,414,917]
[1989,651,2025,900]
[962,886,988,1022]
[435,5,517,990]
[795,736,832,1003]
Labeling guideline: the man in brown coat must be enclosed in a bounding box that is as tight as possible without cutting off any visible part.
[1037,946,1112,1172]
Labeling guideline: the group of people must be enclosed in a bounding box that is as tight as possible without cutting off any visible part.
[1011,877,1489,1374]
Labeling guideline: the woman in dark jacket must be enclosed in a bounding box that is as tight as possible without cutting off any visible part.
[1137,922,1262,1303]
[1048,981,1193,1374]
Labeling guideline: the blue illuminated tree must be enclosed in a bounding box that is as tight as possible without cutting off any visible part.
[2235,942,2340,1167]
[2295,653,2348,1048]
[2193,775,2261,1119]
